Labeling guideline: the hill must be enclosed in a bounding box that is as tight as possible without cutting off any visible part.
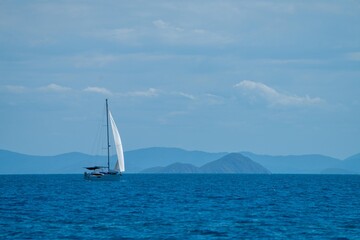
[0,149,106,174]
[142,162,199,174]
[241,152,341,174]
[124,147,227,172]
[337,153,360,173]
[320,168,357,174]
[142,153,271,174]
[199,153,270,174]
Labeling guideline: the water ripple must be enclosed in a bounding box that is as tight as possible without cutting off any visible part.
[0,174,359,239]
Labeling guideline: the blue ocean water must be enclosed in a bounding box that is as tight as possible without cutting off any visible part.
[0,174,359,239]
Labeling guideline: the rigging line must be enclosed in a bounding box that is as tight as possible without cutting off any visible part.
[90,102,107,165]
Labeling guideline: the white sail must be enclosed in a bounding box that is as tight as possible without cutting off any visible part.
[109,111,125,172]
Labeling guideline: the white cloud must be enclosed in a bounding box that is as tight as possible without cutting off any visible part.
[152,19,231,45]
[234,80,324,107]
[2,84,72,94]
[39,83,72,92]
[123,88,160,97]
[153,19,169,29]
[83,87,183,99]
[83,86,112,95]
[172,91,196,100]
[91,20,232,47]
[203,93,224,105]
[153,19,184,32]
[108,28,136,39]
[4,85,27,93]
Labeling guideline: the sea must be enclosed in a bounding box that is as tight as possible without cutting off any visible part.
[0,174,359,239]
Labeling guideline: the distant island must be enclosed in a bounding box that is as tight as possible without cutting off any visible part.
[142,153,271,174]
[0,147,359,174]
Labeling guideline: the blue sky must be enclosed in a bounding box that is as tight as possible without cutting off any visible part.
[1,1,359,159]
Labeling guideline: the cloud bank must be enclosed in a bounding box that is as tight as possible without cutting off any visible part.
[234,80,324,107]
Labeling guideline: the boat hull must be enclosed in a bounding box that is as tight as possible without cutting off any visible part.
[84,172,122,181]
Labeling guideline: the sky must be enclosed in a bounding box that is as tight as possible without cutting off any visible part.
[1,0,360,159]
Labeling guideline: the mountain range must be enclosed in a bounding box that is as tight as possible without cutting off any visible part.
[0,147,359,174]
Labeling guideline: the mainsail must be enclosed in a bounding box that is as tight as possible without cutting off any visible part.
[109,111,125,172]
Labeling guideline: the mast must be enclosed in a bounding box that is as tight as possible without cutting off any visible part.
[106,99,110,171]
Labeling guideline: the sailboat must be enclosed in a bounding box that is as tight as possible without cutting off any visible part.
[84,99,125,180]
